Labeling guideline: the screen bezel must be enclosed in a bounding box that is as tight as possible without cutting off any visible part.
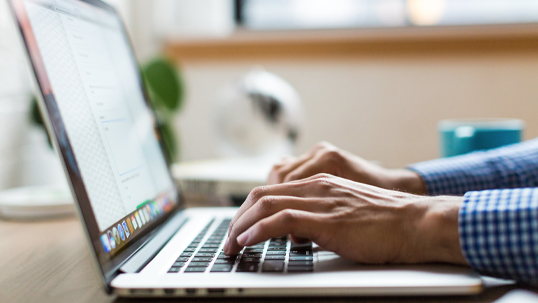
[7,0,185,291]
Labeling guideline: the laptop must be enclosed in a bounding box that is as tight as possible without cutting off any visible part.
[8,0,483,297]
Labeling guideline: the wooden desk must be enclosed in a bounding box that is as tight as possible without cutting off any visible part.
[0,216,535,303]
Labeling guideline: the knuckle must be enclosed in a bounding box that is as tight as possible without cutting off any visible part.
[284,173,299,182]
[313,172,333,180]
[321,149,343,163]
[228,221,239,236]
[271,162,285,172]
[315,141,332,150]
[250,186,267,201]
[258,196,275,211]
[279,209,296,225]
[314,174,335,189]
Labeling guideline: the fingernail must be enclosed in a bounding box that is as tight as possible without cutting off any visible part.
[237,231,250,246]
[223,238,230,253]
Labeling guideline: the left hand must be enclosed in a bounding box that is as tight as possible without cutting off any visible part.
[224,173,467,265]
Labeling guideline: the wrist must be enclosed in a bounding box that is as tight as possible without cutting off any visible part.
[388,169,428,195]
[412,196,468,265]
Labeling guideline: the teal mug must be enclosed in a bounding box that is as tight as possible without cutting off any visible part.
[439,119,524,157]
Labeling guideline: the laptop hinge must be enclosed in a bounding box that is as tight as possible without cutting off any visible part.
[119,212,188,273]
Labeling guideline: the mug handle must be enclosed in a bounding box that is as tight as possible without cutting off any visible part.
[454,126,476,156]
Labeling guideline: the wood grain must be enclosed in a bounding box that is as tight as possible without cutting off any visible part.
[0,217,534,303]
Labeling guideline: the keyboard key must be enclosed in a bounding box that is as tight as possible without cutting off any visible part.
[173,261,186,267]
[210,265,233,272]
[183,248,196,252]
[264,255,285,260]
[192,257,213,262]
[247,244,265,248]
[289,256,313,261]
[204,240,222,244]
[180,252,193,257]
[288,260,313,266]
[262,261,285,272]
[189,262,210,267]
[195,253,215,258]
[199,248,219,253]
[287,266,313,272]
[290,250,312,255]
[239,257,261,263]
[184,267,206,273]
[202,244,220,248]
[266,251,286,255]
[242,253,262,258]
[214,259,236,264]
[176,257,190,262]
[269,242,286,246]
[243,248,264,253]
[267,247,286,251]
[236,264,259,272]
[290,242,312,251]
[217,253,236,259]
[207,236,225,240]
[168,267,181,273]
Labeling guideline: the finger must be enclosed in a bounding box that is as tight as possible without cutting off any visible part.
[282,154,336,183]
[268,143,330,185]
[268,153,314,185]
[289,235,310,244]
[225,196,330,254]
[236,209,321,248]
[228,178,317,235]
[226,173,334,247]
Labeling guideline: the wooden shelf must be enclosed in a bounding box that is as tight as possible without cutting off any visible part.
[165,24,538,62]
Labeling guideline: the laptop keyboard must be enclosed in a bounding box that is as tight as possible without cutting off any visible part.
[167,218,313,274]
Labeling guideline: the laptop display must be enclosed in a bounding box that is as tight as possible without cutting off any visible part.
[8,0,182,278]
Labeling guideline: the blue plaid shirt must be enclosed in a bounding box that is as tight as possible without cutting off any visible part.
[409,138,538,284]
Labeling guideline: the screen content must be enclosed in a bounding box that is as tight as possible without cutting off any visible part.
[18,0,178,255]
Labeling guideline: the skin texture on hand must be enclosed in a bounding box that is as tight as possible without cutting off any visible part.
[268,142,428,195]
[224,173,468,265]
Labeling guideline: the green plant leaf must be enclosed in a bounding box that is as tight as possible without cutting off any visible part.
[142,57,184,111]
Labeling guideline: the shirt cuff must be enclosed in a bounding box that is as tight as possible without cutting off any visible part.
[408,152,496,196]
[459,188,538,284]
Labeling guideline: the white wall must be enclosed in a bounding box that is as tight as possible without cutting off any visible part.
[175,51,538,168]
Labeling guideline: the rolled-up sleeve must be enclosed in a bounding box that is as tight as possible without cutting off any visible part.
[459,188,538,284]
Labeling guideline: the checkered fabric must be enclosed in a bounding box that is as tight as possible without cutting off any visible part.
[409,138,538,284]
[408,138,538,196]
[460,188,538,284]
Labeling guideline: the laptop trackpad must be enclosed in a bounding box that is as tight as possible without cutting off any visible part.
[315,249,478,278]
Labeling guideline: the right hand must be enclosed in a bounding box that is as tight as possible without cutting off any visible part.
[268,142,427,195]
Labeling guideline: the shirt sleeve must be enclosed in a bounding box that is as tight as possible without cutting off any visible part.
[408,138,538,196]
[459,188,538,284]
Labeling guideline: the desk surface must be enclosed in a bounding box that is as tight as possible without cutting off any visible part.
[0,216,535,303]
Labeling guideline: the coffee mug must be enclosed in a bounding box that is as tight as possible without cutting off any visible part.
[439,119,524,157]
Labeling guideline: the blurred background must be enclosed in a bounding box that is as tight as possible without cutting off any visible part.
[1,0,538,191]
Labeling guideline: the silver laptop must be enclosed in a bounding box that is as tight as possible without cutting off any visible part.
[8,0,483,297]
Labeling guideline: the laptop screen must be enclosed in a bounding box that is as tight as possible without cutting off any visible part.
[9,0,182,275]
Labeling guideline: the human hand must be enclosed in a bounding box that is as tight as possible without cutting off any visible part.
[224,174,467,265]
[268,142,427,195]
